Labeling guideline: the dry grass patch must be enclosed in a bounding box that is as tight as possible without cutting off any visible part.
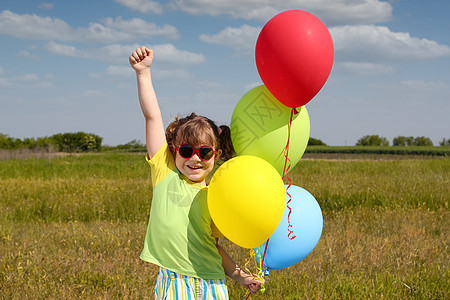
[1,209,446,299]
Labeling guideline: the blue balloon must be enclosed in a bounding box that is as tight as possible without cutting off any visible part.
[255,185,323,270]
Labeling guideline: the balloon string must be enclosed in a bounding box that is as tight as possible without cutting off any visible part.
[282,108,298,240]
[243,252,253,276]
[246,108,299,299]
[245,240,269,299]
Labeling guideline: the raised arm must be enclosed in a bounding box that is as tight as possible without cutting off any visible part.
[129,46,166,157]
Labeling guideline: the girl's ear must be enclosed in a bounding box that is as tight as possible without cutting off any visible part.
[214,149,223,163]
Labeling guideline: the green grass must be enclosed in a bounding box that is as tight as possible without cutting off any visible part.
[1,153,448,299]
[290,159,448,211]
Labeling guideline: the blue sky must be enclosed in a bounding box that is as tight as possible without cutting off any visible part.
[0,0,449,146]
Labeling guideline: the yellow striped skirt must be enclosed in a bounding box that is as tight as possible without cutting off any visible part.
[154,267,229,299]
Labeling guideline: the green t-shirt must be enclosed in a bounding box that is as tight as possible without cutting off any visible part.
[140,143,225,279]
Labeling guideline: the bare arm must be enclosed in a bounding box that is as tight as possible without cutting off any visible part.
[216,240,262,294]
[129,47,166,157]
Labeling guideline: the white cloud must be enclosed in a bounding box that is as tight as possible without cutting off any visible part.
[103,17,180,39]
[42,42,206,67]
[312,0,393,25]
[46,41,89,58]
[16,50,38,59]
[114,0,163,14]
[0,10,179,43]
[171,0,277,21]
[83,22,133,44]
[339,62,394,75]
[0,10,76,41]
[171,0,392,25]
[98,43,141,63]
[0,72,54,89]
[96,43,206,65]
[152,44,206,65]
[15,73,39,82]
[199,25,260,54]
[84,18,180,43]
[331,25,450,61]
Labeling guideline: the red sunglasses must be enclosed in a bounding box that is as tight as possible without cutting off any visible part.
[176,143,216,161]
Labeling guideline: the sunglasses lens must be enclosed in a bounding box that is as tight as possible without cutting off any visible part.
[178,144,194,158]
[199,146,214,160]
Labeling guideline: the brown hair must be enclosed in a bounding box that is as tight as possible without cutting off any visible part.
[165,113,235,161]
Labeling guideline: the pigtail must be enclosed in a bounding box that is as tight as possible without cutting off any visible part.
[203,116,236,162]
[218,125,235,162]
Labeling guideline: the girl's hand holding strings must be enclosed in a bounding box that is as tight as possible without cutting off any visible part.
[239,272,263,294]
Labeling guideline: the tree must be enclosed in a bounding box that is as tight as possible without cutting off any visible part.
[356,135,389,146]
[412,136,433,146]
[0,133,22,149]
[0,132,102,152]
[393,136,414,146]
[50,132,102,152]
[308,137,326,146]
[116,139,146,150]
[439,138,450,146]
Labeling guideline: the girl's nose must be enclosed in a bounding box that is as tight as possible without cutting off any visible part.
[190,153,202,161]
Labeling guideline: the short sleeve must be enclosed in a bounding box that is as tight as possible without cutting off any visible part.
[146,143,176,186]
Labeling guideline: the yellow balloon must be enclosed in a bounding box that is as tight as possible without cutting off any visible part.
[208,155,286,249]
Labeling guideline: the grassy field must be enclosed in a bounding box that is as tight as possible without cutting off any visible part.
[0,153,448,299]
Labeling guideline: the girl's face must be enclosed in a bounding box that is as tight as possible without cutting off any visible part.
[174,143,222,185]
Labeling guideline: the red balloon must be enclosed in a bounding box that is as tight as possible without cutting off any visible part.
[255,10,334,108]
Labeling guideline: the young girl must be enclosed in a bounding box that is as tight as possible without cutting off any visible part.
[129,46,262,299]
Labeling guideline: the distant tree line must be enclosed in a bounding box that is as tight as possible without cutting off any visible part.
[0,132,102,152]
[105,139,146,152]
[308,137,327,146]
[308,135,448,147]
[1,133,448,153]
[355,135,446,147]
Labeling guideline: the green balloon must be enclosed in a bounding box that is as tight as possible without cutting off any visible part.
[231,85,310,176]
